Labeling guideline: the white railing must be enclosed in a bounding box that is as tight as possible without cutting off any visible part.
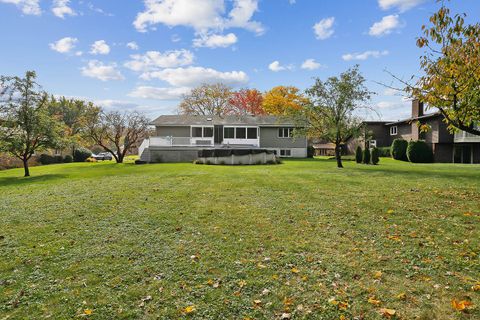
[222,138,260,147]
[148,136,214,147]
[454,130,480,143]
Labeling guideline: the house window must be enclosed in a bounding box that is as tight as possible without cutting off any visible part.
[279,128,293,138]
[192,127,203,138]
[390,126,398,136]
[236,127,246,139]
[192,126,213,138]
[280,149,292,157]
[369,140,377,148]
[247,127,258,139]
[224,127,235,139]
[203,127,213,138]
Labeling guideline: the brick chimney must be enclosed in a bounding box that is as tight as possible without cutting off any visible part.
[412,99,424,119]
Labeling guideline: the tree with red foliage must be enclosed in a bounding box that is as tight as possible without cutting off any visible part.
[229,88,266,115]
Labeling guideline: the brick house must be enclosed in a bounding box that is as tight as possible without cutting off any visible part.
[351,100,480,163]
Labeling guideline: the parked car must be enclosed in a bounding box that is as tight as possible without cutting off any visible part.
[92,152,113,161]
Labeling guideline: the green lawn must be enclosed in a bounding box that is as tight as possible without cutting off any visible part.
[0,159,479,319]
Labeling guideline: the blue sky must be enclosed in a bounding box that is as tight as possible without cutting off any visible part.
[1,0,479,120]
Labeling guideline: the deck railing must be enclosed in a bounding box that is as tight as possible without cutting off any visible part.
[145,136,215,147]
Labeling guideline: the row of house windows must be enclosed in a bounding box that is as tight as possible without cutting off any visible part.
[278,128,294,138]
[224,127,258,139]
[192,126,295,140]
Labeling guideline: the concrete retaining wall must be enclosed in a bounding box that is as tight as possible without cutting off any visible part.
[198,152,277,165]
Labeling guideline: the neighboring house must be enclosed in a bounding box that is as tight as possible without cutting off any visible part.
[138,115,307,163]
[351,100,480,163]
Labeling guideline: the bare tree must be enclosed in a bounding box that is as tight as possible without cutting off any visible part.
[178,83,233,116]
[86,110,149,163]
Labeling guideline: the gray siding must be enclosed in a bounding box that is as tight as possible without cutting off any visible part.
[259,127,307,148]
[156,126,190,137]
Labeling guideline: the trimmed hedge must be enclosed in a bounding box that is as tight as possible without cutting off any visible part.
[63,155,73,163]
[391,139,408,161]
[407,140,434,163]
[74,147,92,162]
[371,147,380,165]
[307,146,315,158]
[362,148,371,164]
[377,147,391,157]
[39,154,55,165]
[355,146,363,164]
[39,154,65,165]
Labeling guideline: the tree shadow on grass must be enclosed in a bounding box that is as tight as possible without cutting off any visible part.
[0,174,67,187]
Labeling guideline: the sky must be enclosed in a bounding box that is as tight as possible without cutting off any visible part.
[1,0,479,121]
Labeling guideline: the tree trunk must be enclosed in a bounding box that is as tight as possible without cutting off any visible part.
[335,143,343,168]
[23,158,30,177]
[116,152,124,164]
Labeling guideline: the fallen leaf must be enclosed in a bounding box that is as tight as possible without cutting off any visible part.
[472,283,480,292]
[183,305,196,314]
[291,267,300,274]
[451,299,473,311]
[83,309,93,315]
[379,308,396,318]
[238,280,247,288]
[368,297,381,305]
[280,313,291,319]
[387,209,394,214]
[396,292,406,300]
[338,301,349,310]
[373,271,383,279]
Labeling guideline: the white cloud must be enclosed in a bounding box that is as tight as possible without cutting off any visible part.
[124,50,194,75]
[81,60,124,81]
[342,50,389,61]
[52,0,76,19]
[313,17,335,40]
[193,33,237,48]
[90,40,110,55]
[0,0,41,15]
[378,0,426,12]
[126,41,139,50]
[301,59,321,70]
[133,0,264,38]
[128,86,191,100]
[268,61,293,72]
[142,66,249,87]
[49,37,78,53]
[225,0,264,35]
[369,15,401,37]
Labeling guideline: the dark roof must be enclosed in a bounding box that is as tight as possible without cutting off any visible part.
[150,115,296,127]
[385,112,442,125]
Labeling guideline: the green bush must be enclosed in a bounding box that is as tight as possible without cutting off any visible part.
[74,147,92,162]
[391,139,408,161]
[407,140,434,163]
[371,147,380,165]
[307,146,315,158]
[54,155,64,163]
[39,154,55,165]
[63,155,73,163]
[355,146,363,164]
[377,147,391,157]
[362,148,371,164]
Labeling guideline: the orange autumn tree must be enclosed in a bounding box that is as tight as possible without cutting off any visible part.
[228,88,265,115]
[406,0,480,136]
[262,86,310,115]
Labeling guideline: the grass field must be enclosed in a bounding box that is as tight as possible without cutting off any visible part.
[0,158,479,319]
